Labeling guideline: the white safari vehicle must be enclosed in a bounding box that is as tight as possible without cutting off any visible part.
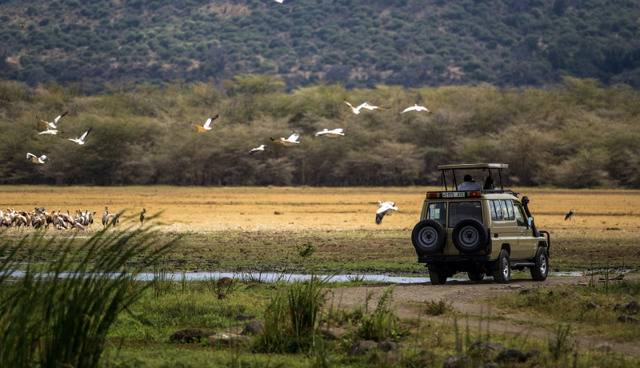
[411,163,551,284]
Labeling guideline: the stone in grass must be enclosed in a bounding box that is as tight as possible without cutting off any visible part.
[377,340,398,352]
[208,332,250,347]
[319,327,347,340]
[468,341,504,359]
[169,328,212,344]
[442,355,471,368]
[623,301,639,315]
[617,314,638,323]
[349,340,377,356]
[241,320,264,336]
[495,348,531,363]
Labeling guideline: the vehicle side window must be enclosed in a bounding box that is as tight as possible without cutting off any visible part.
[489,200,500,220]
[503,200,515,220]
[427,202,446,226]
[448,201,482,228]
[513,203,527,227]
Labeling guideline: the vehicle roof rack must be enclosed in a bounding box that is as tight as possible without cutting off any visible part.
[437,163,508,170]
[437,163,509,191]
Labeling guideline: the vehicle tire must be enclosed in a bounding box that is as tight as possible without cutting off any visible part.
[467,271,485,282]
[452,219,489,254]
[530,247,549,281]
[412,220,446,255]
[429,265,447,285]
[493,249,511,283]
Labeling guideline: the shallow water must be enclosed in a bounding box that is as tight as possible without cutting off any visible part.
[135,270,586,284]
[6,270,588,284]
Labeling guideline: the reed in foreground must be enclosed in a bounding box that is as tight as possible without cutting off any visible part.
[0,221,177,368]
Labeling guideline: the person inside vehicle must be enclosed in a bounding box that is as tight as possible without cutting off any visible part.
[483,176,495,190]
[458,174,482,191]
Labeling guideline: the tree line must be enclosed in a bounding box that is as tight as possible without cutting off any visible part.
[0,76,639,188]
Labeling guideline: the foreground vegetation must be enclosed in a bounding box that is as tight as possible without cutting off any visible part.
[1,78,640,187]
[1,228,638,367]
[1,0,639,88]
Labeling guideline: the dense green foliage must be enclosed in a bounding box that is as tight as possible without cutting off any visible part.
[1,77,639,187]
[0,226,176,367]
[0,0,639,89]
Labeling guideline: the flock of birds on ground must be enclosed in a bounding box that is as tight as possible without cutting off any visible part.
[0,207,146,230]
[23,100,431,226]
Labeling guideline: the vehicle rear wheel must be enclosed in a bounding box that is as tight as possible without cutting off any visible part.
[467,271,485,282]
[429,266,447,285]
[493,249,511,283]
[530,247,549,281]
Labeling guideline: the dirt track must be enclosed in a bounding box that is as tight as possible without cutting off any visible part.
[330,276,640,356]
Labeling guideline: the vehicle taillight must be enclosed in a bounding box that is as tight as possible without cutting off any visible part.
[427,192,440,199]
[467,191,482,198]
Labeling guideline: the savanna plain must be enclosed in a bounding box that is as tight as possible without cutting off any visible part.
[1,186,639,367]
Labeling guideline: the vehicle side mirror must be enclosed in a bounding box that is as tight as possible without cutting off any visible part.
[527,217,533,228]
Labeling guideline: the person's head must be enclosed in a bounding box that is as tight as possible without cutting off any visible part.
[463,174,473,182]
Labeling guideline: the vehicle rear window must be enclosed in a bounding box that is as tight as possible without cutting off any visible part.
[448,201,482,228]
[427,202,446,226]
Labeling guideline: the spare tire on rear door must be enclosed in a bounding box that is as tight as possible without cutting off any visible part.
[452,219,489,254]
[412,220,446,255]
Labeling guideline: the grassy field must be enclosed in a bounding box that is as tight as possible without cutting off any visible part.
[1,186,639,272]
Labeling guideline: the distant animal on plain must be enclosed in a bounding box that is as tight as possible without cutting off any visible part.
[564,209,575,221]
[140,208,146,225]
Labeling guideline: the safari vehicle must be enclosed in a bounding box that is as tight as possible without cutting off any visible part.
[411,163,551,284]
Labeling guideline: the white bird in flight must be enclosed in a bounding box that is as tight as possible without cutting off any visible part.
[274,0,284,3]
[38,128,59,135]
[39,111,68,130]
[344,101,380,115]
[26,153,47,165]
[68,128,92,145]
[315,128,345,138]
[249,144,266,155]
[271,133,300,146]
[375,201,398,225]
[194,114,219,133]
[401,104,430,114]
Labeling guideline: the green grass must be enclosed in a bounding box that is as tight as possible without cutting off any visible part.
[492,279,640,342]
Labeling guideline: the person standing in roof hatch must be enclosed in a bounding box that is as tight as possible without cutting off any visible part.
[458,174,482,191]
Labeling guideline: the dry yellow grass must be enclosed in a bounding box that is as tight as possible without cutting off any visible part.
[1,186,638,270]
[1,186,639,231]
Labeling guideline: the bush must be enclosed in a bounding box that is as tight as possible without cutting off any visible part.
[358,288,400,342]
[0,225,176,367]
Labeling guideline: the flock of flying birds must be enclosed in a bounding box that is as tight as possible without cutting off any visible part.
[25,101,431,224]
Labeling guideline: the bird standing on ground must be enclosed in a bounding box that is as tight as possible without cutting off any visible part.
[26,153,47,164]
[194,114,219,133]
[39,111,68,131]
[315,128,345,138]
[270,133,300,146]
[140,208,146,226]
[401,104,430,114]
[344,101,380,115]
[249,144,266,155]
[564,209,575,221]
[376,201,398,225]
[68,128,92,145]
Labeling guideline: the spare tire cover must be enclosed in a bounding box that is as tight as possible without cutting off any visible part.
[452,219,489,254]
[412,220,446,255]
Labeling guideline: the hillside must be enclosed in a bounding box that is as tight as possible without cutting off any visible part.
[0,0,639,90]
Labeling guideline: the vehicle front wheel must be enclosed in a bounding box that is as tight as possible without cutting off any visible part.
[467,271,485,282]
[429,266,447,285]
[530,247,549,281]
[493,249,511,283]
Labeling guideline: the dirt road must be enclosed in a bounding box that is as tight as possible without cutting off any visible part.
[329,276,640,356]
